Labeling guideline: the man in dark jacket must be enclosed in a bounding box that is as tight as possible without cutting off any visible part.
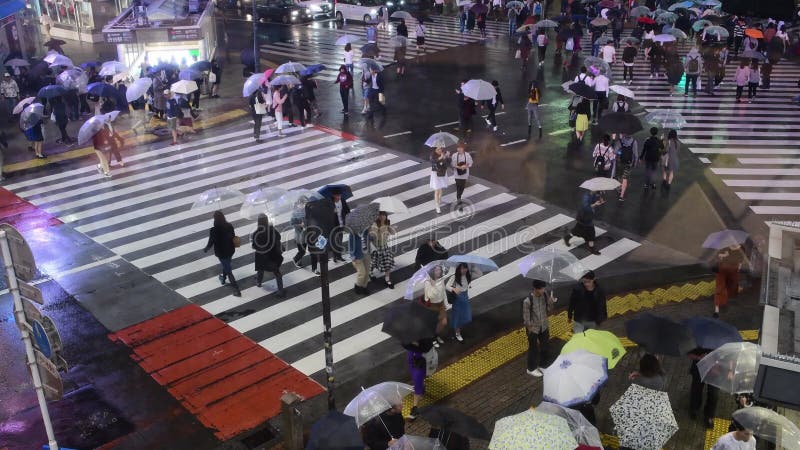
[639,126,663,190]
[484,80,504,131]
[366,67,385,121]
[567,270,607,333]
[414,237,449,269]
[331,189,350,263]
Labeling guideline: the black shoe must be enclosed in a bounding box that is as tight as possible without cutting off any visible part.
[538,127,543,139]
[219,274,226,285]
[712,312,719,318]
[354,285,362,294]
[705,418,714,429]
[690,411,698,420]
[589,247,601,255]
[408,406,419,420]
[233,290,242,297]
[276,290,287,298]
[563,235,571,246]
[527,125,532,138]
[643,183,650,189]
[650,184,656,189]
[385,279,394,289]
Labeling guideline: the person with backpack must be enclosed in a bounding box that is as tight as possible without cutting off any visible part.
[592,71,609,124]
[639,127,664,190]
[683,47,703,96]
[574,96,591,143]
[251,213,286,297]
[592,134,615,177]
[523,279,555,377]
[615,133,638,202]
[526,81,543,139]
[563,33,576,69]
[507,5,519,37]
[621,40,637,84]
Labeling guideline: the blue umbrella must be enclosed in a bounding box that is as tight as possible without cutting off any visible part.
[86,82,118,97]
[179,68,202,81]
[702,229,748,249]
[684,317,742,350]
[318,184,353,200]
[190,60,212,71]
[446,254,498,273]
[37,84,66,99]
[300,64,326,77]
[80,61,100,69]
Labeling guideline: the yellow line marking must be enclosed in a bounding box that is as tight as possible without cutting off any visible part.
[401,279,717,423]
[3,108,248,173]
[705,418,733,449]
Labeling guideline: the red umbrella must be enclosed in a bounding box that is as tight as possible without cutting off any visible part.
[524,16,536,25]
[638,16,656,24]
[744,28,763,39]
[598,0,615,7]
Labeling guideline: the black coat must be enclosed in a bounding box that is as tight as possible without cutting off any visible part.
[205,223,236,259]
[568,282,607,324]
[252,225,283,271]
[414,242,449,269]
[361,412,405,450]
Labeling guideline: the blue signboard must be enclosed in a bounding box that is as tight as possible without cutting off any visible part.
[31,320,52,359]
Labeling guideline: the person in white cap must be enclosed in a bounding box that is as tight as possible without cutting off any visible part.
[1,73,19,116]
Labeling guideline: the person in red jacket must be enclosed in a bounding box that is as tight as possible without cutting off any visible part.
[334,65,353,115]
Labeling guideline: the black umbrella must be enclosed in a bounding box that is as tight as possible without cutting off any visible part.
[597,112,643,135]
[382,301,438,344]
[470,3,488,15]
[86,82,118,98]
[568,82,597,100]
[44,38,66,49]
[306,411,363,450]
[28,61,51,78]
[190,60,212,71]
[626,312,697,356]
[360,43,380,58]
[683,317,742,350]
[418,406,490,440]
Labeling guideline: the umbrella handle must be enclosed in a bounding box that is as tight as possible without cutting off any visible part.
[378,415,395,440]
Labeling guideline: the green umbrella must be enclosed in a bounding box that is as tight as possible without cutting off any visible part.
[560,329,626,369]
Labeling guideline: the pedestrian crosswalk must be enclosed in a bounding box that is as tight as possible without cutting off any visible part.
[575,30,800,218]
[261,16,509,81]
[3,123,641,377]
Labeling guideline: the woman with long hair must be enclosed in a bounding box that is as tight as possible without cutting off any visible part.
[369,211,396,288]
[334,65,353,114]
[423,265,448,347]
[252,214,286,297]
[429,146,451,214]
[204,211,241,297]
[446,263,472,342]
[661,129,679,190]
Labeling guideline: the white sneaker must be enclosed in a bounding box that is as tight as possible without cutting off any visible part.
[455,332,463,342]
[436,336,445,344]
[433,340,440,348]
[435,206,441,214]
[96,164,103,174]
[527,368,543,377]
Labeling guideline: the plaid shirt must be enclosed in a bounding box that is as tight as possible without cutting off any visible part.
[523,292,553,333]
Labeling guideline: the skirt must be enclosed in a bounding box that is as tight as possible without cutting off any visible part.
[448,292,472,330]
[24,126,43,142]
[575,114,589,132]
[371,245,395,272]
[416,36,425,45]
[429,171,451,190]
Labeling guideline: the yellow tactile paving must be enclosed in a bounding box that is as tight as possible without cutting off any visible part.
[402,280,717,416]
[704,418,733,449]
[3,108,247,173]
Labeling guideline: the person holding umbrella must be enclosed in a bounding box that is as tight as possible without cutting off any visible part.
[564,192,604,255]
[415,236,449,269]
[329,187,351,263]
[688,347,718,428]
[369,211,396,288]
[711,421,756,449]
[484,80,503,131]
[251,213,286,297]
[518,32,533,71]
[404,338,434,420]
[429,146,451,214]
[249,86,269,142]
[423,265,448,347]
[361,404,405,449]
[713,243,745,318]
[445,262,472,342]
[50,96,73,144]
[574,96,592,143]
[204,211,242,298]
[523,279,555,377]
[24,113,45,159]
[628,354,667,391]
[271,85,287,137]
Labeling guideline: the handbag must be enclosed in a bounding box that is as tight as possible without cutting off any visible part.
[378,92,386,104]
[423,348,438,376]
[434,159,448,177]
[445,277,458,303]
[179,117,193,127]
[254,100,267,115]
[232,236,241,248]
[515,49,522,59]
[455,153,467,176]
[568,110,577,127]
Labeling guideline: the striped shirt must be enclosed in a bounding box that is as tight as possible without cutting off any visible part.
[733,23,745,37]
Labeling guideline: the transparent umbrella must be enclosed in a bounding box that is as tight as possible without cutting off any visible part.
[702,229,748,249]
[19,103,44,130]
[461,79,496,101]
[57,68,88,91]
[535,402,603,448]
[389,435,443,450]
[732,407,800,450]
[645,109,687,129]
[344,382,412,428]
[518,248,585,284]
[126,77,153,102]
[12,96,36,115]
[667,28,688,39]
[191,187,245,211]
[269,75,301,87]
[425,132,459,148]
[99,60,128,76]
[335,34,361,45]
[273,189,323,218]
[239,186,287,221]
[47,54,74,68]
[697,342,761,394]
[404,261,449,300]
[275,61,307,74]
[243,73,266,97]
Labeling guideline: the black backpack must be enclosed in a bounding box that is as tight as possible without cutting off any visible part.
[619,141,634,165]
[687,55,699,73]
[593,146,610,172]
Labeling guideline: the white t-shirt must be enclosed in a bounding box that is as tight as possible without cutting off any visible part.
[334,200,343,224]
[343,50,353,64]
[711,432,756,450]
[593,74,609,93]
[537,34,547,47]
[601,45,616,63]
[644,30,655,41]
[574,73,595,87]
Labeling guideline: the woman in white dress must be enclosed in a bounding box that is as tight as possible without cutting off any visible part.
[429,146,451,214]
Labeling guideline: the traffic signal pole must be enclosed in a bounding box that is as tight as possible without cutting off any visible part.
[0,230,59,450]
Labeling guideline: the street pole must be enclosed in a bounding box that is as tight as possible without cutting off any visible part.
[0,230,59,450]
[319,252,335,411]
[252,0,259,73]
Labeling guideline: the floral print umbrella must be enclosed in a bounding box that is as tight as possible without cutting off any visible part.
[489,408,578,450]
[610,384,678,450]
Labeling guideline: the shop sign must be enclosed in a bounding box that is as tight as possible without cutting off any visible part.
[104,30,135,43]
[168,27,201,41]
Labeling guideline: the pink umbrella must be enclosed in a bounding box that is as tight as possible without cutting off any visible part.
[261,68,275,85]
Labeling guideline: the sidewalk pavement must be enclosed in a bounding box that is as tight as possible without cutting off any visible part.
[395,277,765,450]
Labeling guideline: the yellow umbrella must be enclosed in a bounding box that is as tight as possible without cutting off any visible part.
[560,329,626,369]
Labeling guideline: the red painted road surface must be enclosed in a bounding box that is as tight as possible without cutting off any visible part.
[109,304,325,441]
[0,189,62,232]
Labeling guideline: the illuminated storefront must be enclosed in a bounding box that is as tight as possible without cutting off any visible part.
[0,1,43,60]
[38,0,130,42]
[102,0,216,73]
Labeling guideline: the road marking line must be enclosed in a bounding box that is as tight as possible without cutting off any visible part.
[383,131,412,138]
[500,139,527,147]
[434,121,459,128]
[548,128,574,136]
[0,255,123,297]
[699,157,711,164]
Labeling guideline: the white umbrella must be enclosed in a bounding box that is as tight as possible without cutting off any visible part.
[275,61,306,74]
[610,384,678,449]
[424,132,459,148]
[126,77,152,102]
[652,34,677,43]
[697,342,761,394]
[112,72,129,84]
[191,187,245,210]
[609,84,634,98]
[269,75,301,87]
[5,58,29,67]
[535,402,603,448]
[732,407,800,450]
[461,79,496,101]
[77,113,115,146]
[373,196,408,214]
[99,60,128,76]
[42,51,62,63]
[542,350,608,407]
[56,68,88,91]
[243,73,266,97]
[47,54,74,68]
[518,248,585,284]
[12,96,36,115]
[580,177,620,192]
[239,186,288,220]
[390,10,413,20]
[171,79,198,95]
[335,34,361,45]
